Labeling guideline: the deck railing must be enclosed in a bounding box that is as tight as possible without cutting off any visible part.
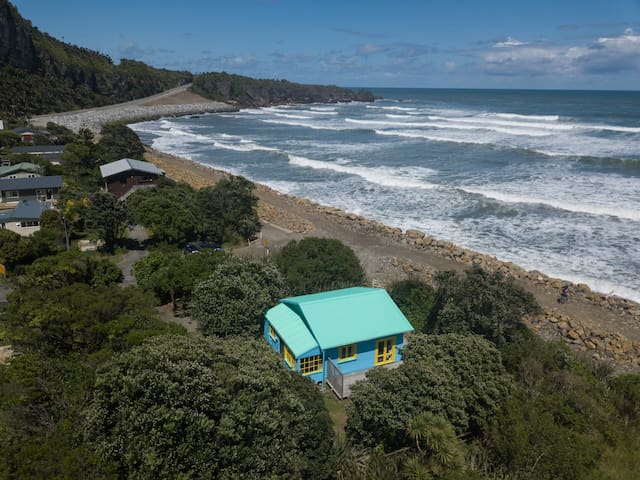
[326,358,345,399]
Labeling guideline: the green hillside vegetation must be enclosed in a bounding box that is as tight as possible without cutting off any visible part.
[0,1,374,122]
[192,71,375,107]
[0,0,191,120]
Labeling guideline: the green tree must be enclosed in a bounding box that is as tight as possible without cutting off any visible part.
[127,182,198,245]
[426,267,541,345]
[403,412,465,479]
[84,335,335,480]
[133,249,225,308]
[196,175,260,243]
[609,374,640,426]
[60,141,101,181]
[388,279,436,332]
[346,334,512,450]
[97,123,145,162]
[191,257,286,337]
[0,353,119,479]
[5,284,179,356]
[0,228,34,269]
[46,121,79,144]
[0,130,20,148]
[85,191,128,251]
[274,237,367,295]
[22,250,122,288]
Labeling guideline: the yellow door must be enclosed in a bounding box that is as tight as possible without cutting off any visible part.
[375,337,396,365]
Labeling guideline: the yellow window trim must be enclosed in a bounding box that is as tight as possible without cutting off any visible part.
[269,324,278,341]
[283,343,295,370]
[374,337,396,366]
[338,343,357,362]
[299,355,323,375]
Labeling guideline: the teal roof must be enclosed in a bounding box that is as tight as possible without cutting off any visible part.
[0,162,41,178]
[281,287,414,351]
[265,303,319,358]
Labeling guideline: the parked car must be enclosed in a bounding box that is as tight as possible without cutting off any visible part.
[183,241,223,254]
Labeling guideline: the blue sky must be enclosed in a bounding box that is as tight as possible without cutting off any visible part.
[12,0,640,90]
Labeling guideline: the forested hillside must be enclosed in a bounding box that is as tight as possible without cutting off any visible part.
[0,1,374,121]
[192,72,375,107]
[0,0,192,120]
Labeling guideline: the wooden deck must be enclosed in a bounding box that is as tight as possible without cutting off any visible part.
[326,358,402,399]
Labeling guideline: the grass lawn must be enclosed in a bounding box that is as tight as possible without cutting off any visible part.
[323,390,349,437]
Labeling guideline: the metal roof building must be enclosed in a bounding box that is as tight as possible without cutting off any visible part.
[264,287,414,398]
[99,158,165,179]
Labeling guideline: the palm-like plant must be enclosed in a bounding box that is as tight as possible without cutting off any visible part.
[405,412,465,478]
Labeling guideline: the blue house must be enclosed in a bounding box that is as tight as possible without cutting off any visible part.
[264,287,414,398]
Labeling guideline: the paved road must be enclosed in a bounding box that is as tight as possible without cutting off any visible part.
[31,84,192,126]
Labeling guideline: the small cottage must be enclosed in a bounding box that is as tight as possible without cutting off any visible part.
[11,145,66,164]
[0,162,42,179]
[0,199,50,236]
[264,287,414,399]
[0,176,62,204]
[99,158,165,199]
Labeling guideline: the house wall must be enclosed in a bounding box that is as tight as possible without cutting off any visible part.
[0,187,59,203]
[1,220,40,236]
[105,172,161,198]
[264,320,323,383]
[325,333,406,375]
[263,320,409,387]
[264,320,281,354]
[0,172,40,179]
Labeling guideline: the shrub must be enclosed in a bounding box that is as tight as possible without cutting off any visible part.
[84,335,335,479]
[346,334,512,450]
[426,267,541,345]
[273,237,366,295]
[191,257,286,337]
[387,279,436,331]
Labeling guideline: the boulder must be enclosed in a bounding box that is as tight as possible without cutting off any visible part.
[405,229,425,239]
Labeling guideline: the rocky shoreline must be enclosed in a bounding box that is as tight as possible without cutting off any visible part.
[31,101,237,132]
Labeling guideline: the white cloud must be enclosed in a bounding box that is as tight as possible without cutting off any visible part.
[493,36,528,48]
[478,29,640,77]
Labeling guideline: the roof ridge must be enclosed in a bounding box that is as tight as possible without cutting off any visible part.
[291,287,377,300]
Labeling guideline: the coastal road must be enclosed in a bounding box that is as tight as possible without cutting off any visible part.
[29,84,235,132]
[31,84,193,128]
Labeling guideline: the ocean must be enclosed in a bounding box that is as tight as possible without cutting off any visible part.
[130,88,640,302]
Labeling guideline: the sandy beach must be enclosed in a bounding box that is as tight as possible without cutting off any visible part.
[145,147,640,371]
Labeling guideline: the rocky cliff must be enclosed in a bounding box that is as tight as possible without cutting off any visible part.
[192,72,375,107]
[0,0,192,120]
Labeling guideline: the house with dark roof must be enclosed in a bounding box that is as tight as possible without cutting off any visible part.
[99,158,165,199]
[11,145,66,164]
[0,176,62,204]
[0,162,42,179]
[12,127,46,143]
[264,287,414,399]
[0,199,50,236]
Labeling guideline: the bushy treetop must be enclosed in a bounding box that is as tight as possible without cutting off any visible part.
[84,335,335,480]
[427,267,541,345]
[346,333,512,450]
[274,237,366,295]
[191,257,286,337]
